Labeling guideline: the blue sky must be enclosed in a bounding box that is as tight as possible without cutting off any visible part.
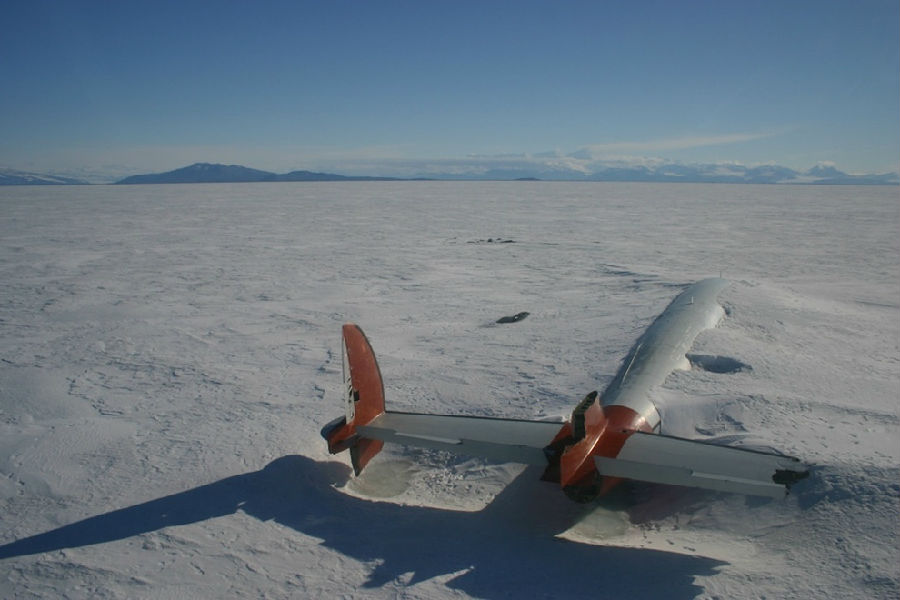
[2,0,898,180]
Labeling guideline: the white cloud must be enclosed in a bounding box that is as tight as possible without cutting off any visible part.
[574,132,778,158]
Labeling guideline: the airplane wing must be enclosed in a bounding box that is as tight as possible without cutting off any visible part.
[358,412,805,497]
[595,431,805,498]
[357,412,562,466]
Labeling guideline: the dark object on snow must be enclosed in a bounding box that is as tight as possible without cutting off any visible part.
[468,238,516,244]
[686,354,751,374]
[496,312,529,324]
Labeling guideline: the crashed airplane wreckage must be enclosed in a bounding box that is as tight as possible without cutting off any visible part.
[323,278,809,502]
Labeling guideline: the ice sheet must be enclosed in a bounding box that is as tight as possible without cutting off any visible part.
[1,182,897,598]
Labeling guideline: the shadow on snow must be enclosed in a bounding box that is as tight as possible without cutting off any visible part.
[0,455,726,598]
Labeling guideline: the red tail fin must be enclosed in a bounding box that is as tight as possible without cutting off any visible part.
[321,324,386,474]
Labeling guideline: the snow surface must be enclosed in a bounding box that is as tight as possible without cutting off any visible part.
[1,182,898,599]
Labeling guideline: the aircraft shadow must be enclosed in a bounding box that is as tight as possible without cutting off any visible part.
[0,455,726,598]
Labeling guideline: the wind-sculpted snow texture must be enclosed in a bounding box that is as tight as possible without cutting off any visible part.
[1,182,898,599]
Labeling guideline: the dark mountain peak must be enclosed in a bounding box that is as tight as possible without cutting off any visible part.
[116,163,278,184]
[115,163,403,184]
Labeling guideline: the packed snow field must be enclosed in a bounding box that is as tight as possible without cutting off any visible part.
[1,182,897,599]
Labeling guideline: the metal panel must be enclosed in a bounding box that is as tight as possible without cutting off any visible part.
[601,278,729,428]
[594,431,805,498]
[358,412,563,465]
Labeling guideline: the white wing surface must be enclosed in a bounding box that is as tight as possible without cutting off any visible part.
[358,412,562,465]
[602,277,729,428]
[594,431,805,498]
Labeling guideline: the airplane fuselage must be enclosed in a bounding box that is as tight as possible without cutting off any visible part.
[546,278,730,500]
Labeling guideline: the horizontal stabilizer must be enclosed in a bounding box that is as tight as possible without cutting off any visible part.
[357,412,563,466]
[594,431,808,498]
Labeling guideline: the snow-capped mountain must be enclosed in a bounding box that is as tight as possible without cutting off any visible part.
[409,155,900,184]
[0,169,87,185]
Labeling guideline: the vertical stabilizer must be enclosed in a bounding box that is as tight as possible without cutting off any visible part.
[321,324,386,474]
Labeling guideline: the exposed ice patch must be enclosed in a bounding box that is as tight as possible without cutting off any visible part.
[344,460,414,499]
[561,505,630,540]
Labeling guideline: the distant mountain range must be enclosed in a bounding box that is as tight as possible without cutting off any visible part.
[1,161,897,185]
[114,163,406,184]
[111,161,900,185]
[434,161,900,185]
[0,169,88,185]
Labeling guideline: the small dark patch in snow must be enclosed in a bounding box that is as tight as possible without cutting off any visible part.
[773,467,809,486]
[687,354,751,374]
[496,312,530,324]
[598,264,644,277]
[467,237,516,244]
[855,299,900,310]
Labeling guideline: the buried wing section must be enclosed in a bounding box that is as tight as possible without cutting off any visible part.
[596,431,808,498]
[600,277,730,430]
[358,412,561,466]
